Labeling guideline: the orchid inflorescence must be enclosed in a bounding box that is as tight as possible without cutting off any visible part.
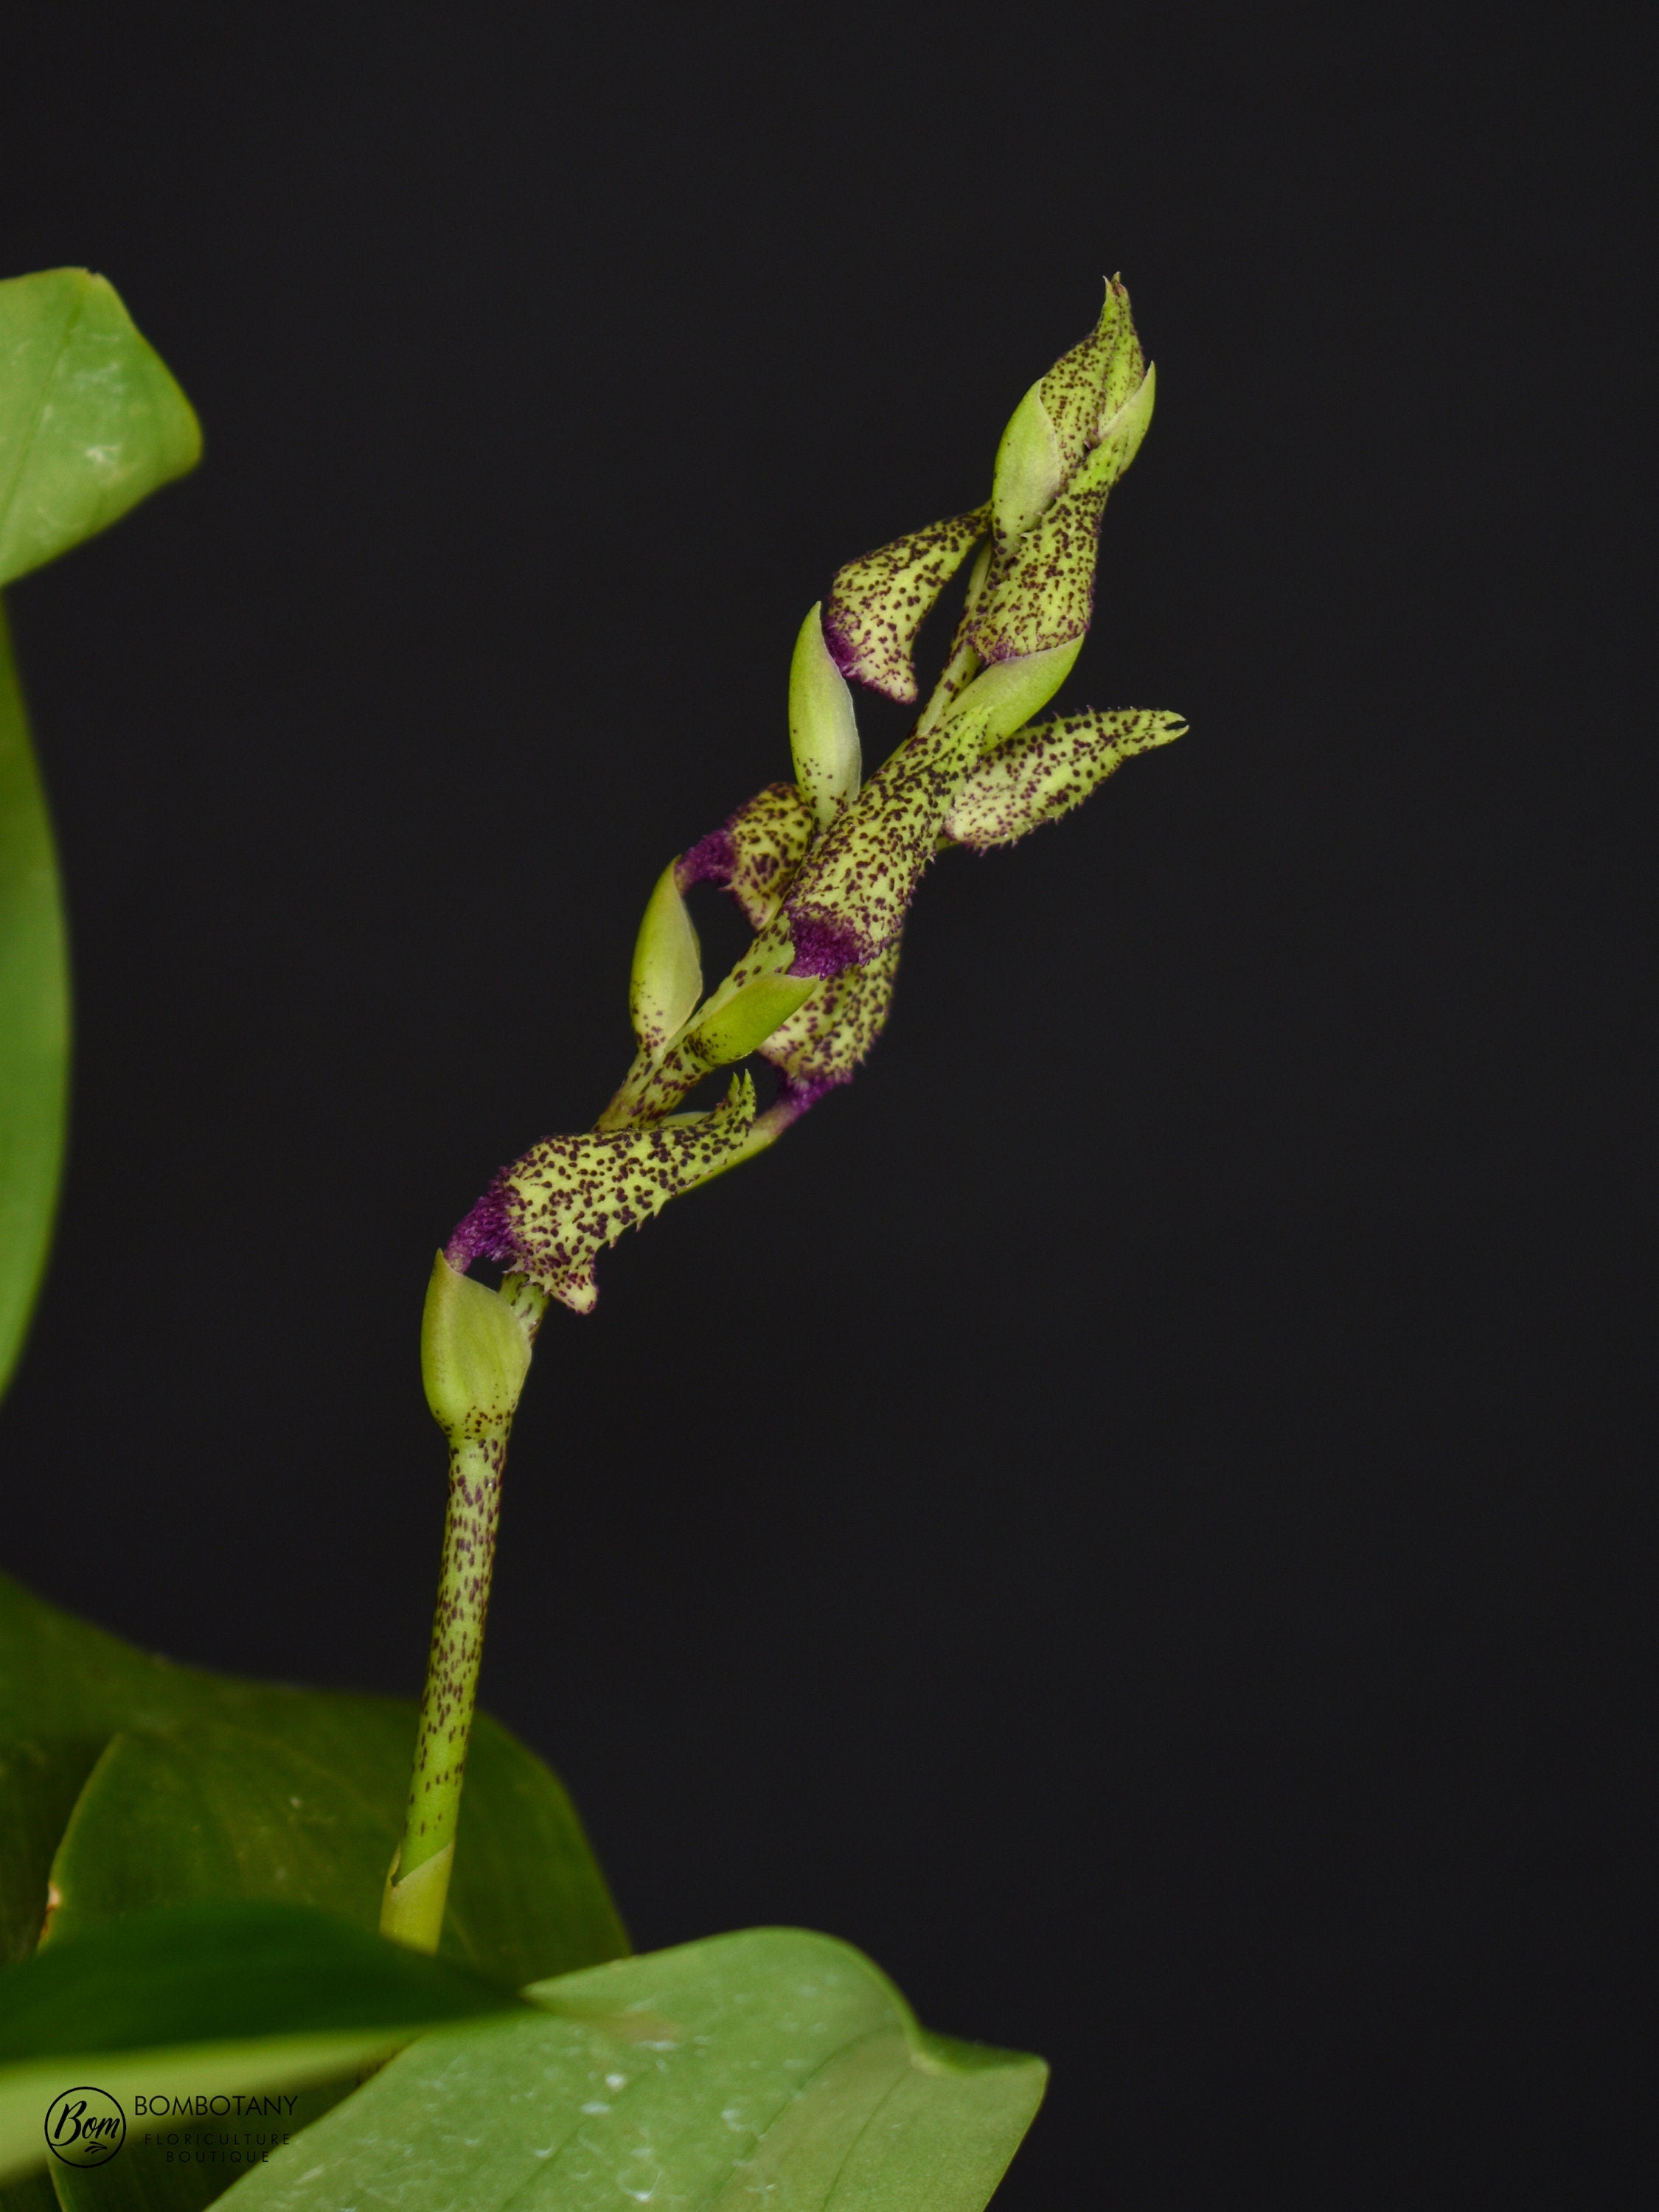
[384,278,1186,1949]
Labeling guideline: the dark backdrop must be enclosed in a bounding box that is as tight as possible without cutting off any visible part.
[1,8,1646,2205]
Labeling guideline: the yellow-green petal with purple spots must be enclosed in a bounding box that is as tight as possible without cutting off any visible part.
[945,707,1186,849]
[822,507,990,703]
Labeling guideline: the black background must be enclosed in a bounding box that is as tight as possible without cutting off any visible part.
[1,7,1648,2205]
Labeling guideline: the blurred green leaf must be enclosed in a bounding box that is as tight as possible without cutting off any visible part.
[0,1575,627,1986]
[0,270,201,591]
[220,1927,1047,2212]
[0,1903,524,2185]
[1,266,200,1402]
[0,607,68,1405]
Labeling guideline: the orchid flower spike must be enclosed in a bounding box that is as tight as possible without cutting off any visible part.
[389,274,1186,1952]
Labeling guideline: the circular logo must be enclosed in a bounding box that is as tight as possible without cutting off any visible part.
[44,2087,126,2166]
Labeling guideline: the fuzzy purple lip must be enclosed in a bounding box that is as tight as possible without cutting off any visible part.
[785,909,865,980]
[675,827,736,891]
[445,1188,515,1274]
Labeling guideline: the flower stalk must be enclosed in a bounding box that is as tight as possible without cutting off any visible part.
[385,276,1185,1952]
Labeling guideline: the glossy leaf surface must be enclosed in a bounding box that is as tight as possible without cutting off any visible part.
[0,1904,523,2185]
[0,270,201,591]
[0,607,68,1404]
[0,1574,627,1986]
[221,1927,1046,2212]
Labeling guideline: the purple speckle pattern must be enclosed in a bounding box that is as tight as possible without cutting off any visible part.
[821,506,990,704]
[821,602,860,681]
[786,911,865,980]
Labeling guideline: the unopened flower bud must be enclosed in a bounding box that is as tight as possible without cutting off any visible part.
[788,604,861,827]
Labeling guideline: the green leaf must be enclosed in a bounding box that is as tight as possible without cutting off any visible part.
[0,1903,524,2185]
[218,1927,1047,2212]
[0,1573,627,1986]
[0,270,201,591]
[0,269,200,1399]
[0,604,69,1406]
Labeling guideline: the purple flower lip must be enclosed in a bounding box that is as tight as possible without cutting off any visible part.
[675,827,736,891]
[445,1189,515,1275]
[785,909,866,980]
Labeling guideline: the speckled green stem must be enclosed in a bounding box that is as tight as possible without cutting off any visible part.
[408,1436,503,1837]
[383,1269,543,1952]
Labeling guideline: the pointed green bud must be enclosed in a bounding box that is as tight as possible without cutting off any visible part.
[991,381,1065,552]
[821,507,990,703]
[684,970,820,1065]
[474,1074,757,1312]
[0,268,202,589]
[629,862,702,1053]
[788,603,861,827]
[945,706,1186,849]
[420,1252,532,1445]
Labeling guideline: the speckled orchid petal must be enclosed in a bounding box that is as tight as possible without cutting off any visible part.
[448,1075,757,1313]
[967,366,1155,665]
[759,939,900,1092]
[945,708,1187,850]
[785,640,1082,977]
[822,507,990,704]
[678,782,816,933]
